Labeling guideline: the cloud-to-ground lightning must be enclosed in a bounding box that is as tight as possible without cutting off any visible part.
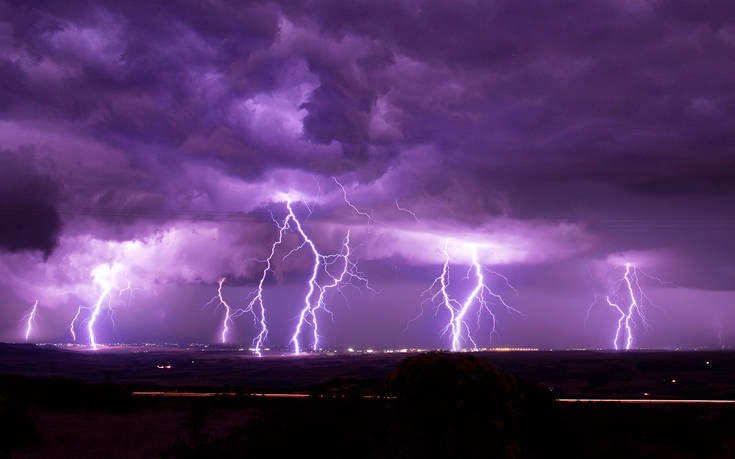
[281,199,373,354]
[204,277,248,344]
[332,177,375,224]
[450,245,522,351]
[69,306,85,341]
[214,195,374,355]
[414,239,459,340]
[23,300,39,341]
[240,213,290,356]
[67,263,135,349]
[308,229,376,351]
[216,277,234,343]
[87,268,114,351]
[605,296,627,350]
[417,241,521,351]
[286,199,327,355]
[601,262,668,350]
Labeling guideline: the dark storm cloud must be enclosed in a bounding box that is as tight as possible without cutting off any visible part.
[0,0,732,244]
[1,0,734,346]
[0,149,61,258]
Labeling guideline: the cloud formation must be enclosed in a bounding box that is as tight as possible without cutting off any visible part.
[1,0,733,347]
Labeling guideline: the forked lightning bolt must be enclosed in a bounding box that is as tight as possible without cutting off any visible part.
[219,198,373,355]
[415,239,459,340]
[284,199,373,354]
[605,262,651,350]
[241,213,290,356]
[418,240,520,351]
[309,229,375,351]
[450,245,522,351]
[68,264,133,349]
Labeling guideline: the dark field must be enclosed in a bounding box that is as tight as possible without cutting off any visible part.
[2,344,734,397]
[2,344,735,458]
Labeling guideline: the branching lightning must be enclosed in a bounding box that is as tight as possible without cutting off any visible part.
[67,264,133,349]
[601,262,668,350]
[286,199,372,354]
[214,195,374,355]
[23,300,39,341]
[451,245,522,351]
[240,213,290,355]
[308,229,376,351]
[418,240,520,351]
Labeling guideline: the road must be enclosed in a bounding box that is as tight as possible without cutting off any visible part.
[131,392,735,404]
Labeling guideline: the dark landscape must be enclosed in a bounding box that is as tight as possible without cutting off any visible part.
[2,344,735,458]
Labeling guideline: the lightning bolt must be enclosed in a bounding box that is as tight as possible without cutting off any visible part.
[87,283,112,351]
[287,199,325,355]
[332,177,375,223]
[605,296,627,350]
[216,277,233,343]
[416,241,520,351]
[23,300,39,341]
[69,306,84,341]
[309,229,375,351]
[452,245,522,351]
[206,188,374,355]
[395,199,419,222]
[68,264,133,349]
[603,262,666,350]
[277,199,373,354]
[414,239,459,341]
[241,213,290,356]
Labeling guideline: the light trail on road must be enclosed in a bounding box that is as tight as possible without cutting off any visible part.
[131,392,735,404]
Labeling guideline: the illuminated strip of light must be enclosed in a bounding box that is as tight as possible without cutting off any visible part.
[557,399,735,404]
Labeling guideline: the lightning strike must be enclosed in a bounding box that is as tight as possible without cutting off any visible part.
[332,177,375,223]
[23,300,39,341]
[309,229,375,351]
[605,296,627,350]
[277,199,372,354]
[416,239,459,340]
[395,199,419,222]
[287,200,324,355]
[417,241,520,351]
[453,245,522,351]
[217,277,233,343]
[68,263,131,349]
[207,185,374,355]
[241,213,290,356]
[69,306,84,341]
[87,271,113,351]
[603,262,666,350]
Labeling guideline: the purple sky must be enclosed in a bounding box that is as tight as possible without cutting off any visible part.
[1,0,734,349]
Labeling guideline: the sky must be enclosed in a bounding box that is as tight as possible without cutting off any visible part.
[1,0,734,350]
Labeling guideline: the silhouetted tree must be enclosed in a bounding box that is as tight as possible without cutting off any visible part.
[162,353,555,459]
[387,352,555,458]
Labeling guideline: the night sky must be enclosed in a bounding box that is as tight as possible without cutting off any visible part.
[1,0,734,350]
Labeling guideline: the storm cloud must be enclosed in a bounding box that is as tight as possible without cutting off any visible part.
[1,0,733,348]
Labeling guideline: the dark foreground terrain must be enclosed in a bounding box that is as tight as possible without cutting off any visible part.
[1,344,735,458]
